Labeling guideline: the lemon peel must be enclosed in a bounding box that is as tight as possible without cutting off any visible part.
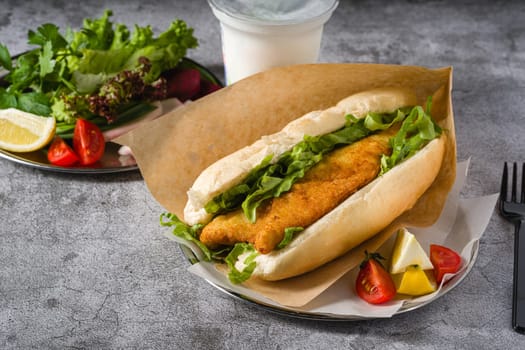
[0,108,56,152]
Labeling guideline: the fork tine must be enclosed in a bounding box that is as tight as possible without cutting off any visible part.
[522,163,525,203]
[501,162,508,202]
[512,162,518,202]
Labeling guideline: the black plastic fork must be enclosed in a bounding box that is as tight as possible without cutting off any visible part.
[499,162,525,334]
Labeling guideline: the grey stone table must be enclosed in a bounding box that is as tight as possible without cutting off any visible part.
[1,0,524,348]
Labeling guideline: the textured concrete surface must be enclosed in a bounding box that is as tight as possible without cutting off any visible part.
[1,0,525,348]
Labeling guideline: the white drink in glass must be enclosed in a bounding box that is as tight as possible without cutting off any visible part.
[208,0,339,85]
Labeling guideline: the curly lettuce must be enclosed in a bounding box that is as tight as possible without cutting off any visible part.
[69,11,198,92]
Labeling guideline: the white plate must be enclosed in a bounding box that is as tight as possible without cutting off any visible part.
[179,239,479,321]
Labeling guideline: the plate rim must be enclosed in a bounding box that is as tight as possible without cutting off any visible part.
[0,55,223,174]
[0,141,138,174]
[179,239,479,321]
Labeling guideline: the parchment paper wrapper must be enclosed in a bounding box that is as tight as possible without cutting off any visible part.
[116,63,457,308]
[186,160,498,318]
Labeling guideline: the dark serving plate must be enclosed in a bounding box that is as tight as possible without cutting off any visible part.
[0,57,223,174]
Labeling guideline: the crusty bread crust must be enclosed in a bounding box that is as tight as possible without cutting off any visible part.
[184,88,418,226]
[182,88,445,281]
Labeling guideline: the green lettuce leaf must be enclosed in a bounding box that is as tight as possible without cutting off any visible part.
[205,105,441,223]
[160,212,261,284]
[69,9,115,52]
[68,15,198,90]
[380,99,442,174]
[224,243,258,284]
[160,212,212,261]
[1,9,198,124]
[124,20,198,81]
[277,227,304,249]
[204,154,274,216]
[206,114,372,222]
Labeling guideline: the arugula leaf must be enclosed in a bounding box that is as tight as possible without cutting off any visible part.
[5,51,39,91]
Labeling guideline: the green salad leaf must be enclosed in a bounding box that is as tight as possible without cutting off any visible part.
[160,212,212,261]
[224,243,258,284]
[0,9,198,134]
[160,212,260,284]
[18,92,52,116]
[380,98,442,174]
[0,88,17,109]
[205,105,442,223]
[67,11,197,92]
[206,115,373,222]
[277,227,304,249]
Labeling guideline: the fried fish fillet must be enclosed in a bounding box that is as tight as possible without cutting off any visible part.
[199,128,396,254]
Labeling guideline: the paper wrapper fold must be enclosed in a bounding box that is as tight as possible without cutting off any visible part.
[116,63,457,307]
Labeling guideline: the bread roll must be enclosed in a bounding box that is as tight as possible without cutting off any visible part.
[183,88,445,281]
[184,88,418,226]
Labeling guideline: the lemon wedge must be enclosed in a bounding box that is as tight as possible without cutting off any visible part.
[393,265,437,296]
[0,108,56,152]
[390,228,433,274]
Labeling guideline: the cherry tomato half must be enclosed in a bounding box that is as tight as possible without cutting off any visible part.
[73,119,105,165]
[47,136,79,166]
[430,244,462,284]
[355,252,396,304]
